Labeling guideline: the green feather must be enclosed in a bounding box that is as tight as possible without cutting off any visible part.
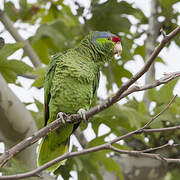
[38,125,72,171]
[37,31,116,171]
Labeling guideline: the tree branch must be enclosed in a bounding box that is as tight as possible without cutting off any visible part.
[140,143,180,153]
[0,95,179,179]
[119,71,180,100]
[0,26,179,168]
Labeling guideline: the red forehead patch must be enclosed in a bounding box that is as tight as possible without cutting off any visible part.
[112,36,120,43]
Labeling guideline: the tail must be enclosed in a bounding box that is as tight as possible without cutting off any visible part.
[37,132,69,172]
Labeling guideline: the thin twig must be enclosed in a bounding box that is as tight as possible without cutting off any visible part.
[119,71,180,100]
[143,125,180,133]
[140,143,170,153]
[143,95,177,128]
[140,143,180,153]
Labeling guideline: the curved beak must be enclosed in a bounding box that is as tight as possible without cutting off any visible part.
[113,42,122,56]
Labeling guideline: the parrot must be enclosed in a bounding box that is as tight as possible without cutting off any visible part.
[37,31,122,172]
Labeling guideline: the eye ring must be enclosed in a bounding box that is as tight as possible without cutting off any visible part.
[107,37,112,41]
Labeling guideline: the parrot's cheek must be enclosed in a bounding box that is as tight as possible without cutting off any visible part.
[113,42,122,56]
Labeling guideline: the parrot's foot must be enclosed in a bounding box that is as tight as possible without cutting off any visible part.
[78,108,87,122]
[56,112,66,124]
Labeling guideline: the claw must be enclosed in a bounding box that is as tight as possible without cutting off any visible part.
[56,112,66,124]
[78,108,87,122]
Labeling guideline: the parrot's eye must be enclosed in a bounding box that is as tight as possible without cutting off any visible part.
[107,37,112,41]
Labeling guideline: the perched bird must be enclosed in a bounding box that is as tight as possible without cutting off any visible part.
[37,31,122,171]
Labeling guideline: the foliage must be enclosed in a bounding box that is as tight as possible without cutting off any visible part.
[0,0,180,179]
[0,158,28,176]
[0,42,33,83]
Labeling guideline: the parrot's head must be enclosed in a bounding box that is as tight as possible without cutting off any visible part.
[84,31,122,62]
[92,31,122,55]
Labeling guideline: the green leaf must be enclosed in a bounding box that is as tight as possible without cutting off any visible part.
[91,119,102,136]
[0,68,17,83]
[80,156,103,180]
[78,170,92,180]
[93,103,134,134]
[73,157,84,171]
[138,101,148,115]
[134,45,145,59]
[112,62,132,87]
[102,60,132,91]
[0,42,30,83]
[0,158,28,175]
[32,67,47,76]
[0,59,33,83]
[54,158,74,178]
[31,67,46,88]
[93,151,123,179]
[0,42,24,59]
[0,59,32,74]
[88,133,110,148]
[170,169,180,180]
[31,110,44,130]
[32,38,50,65]
[31,76,44,88]
[120,36,133,60]
[147,88,157,102]
[156,79,177,104]
[156,57,166,64]
[148,79,178,104]
[32,22,65,46]
[34,98,43,110]
[174,35,180,47]
[87,0,146,34]
[160,0,179,7]
[4,2,19,21]
[31,98,44,129]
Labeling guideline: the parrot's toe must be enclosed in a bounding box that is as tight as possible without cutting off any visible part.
[78,108,87,122]
[56,112,66,124]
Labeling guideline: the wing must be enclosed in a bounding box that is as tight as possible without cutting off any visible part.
[93,69,100,97]
[44,52,63,126]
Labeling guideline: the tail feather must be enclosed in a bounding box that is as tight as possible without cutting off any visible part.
[37,134,69,172]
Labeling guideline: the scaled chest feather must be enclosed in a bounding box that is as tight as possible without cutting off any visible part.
[56,52,98,83]
[49,52,99,114]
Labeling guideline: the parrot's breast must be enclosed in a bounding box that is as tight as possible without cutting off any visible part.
[49,53,99,119]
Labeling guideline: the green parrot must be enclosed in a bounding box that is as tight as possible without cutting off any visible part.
[37,31,122,171]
